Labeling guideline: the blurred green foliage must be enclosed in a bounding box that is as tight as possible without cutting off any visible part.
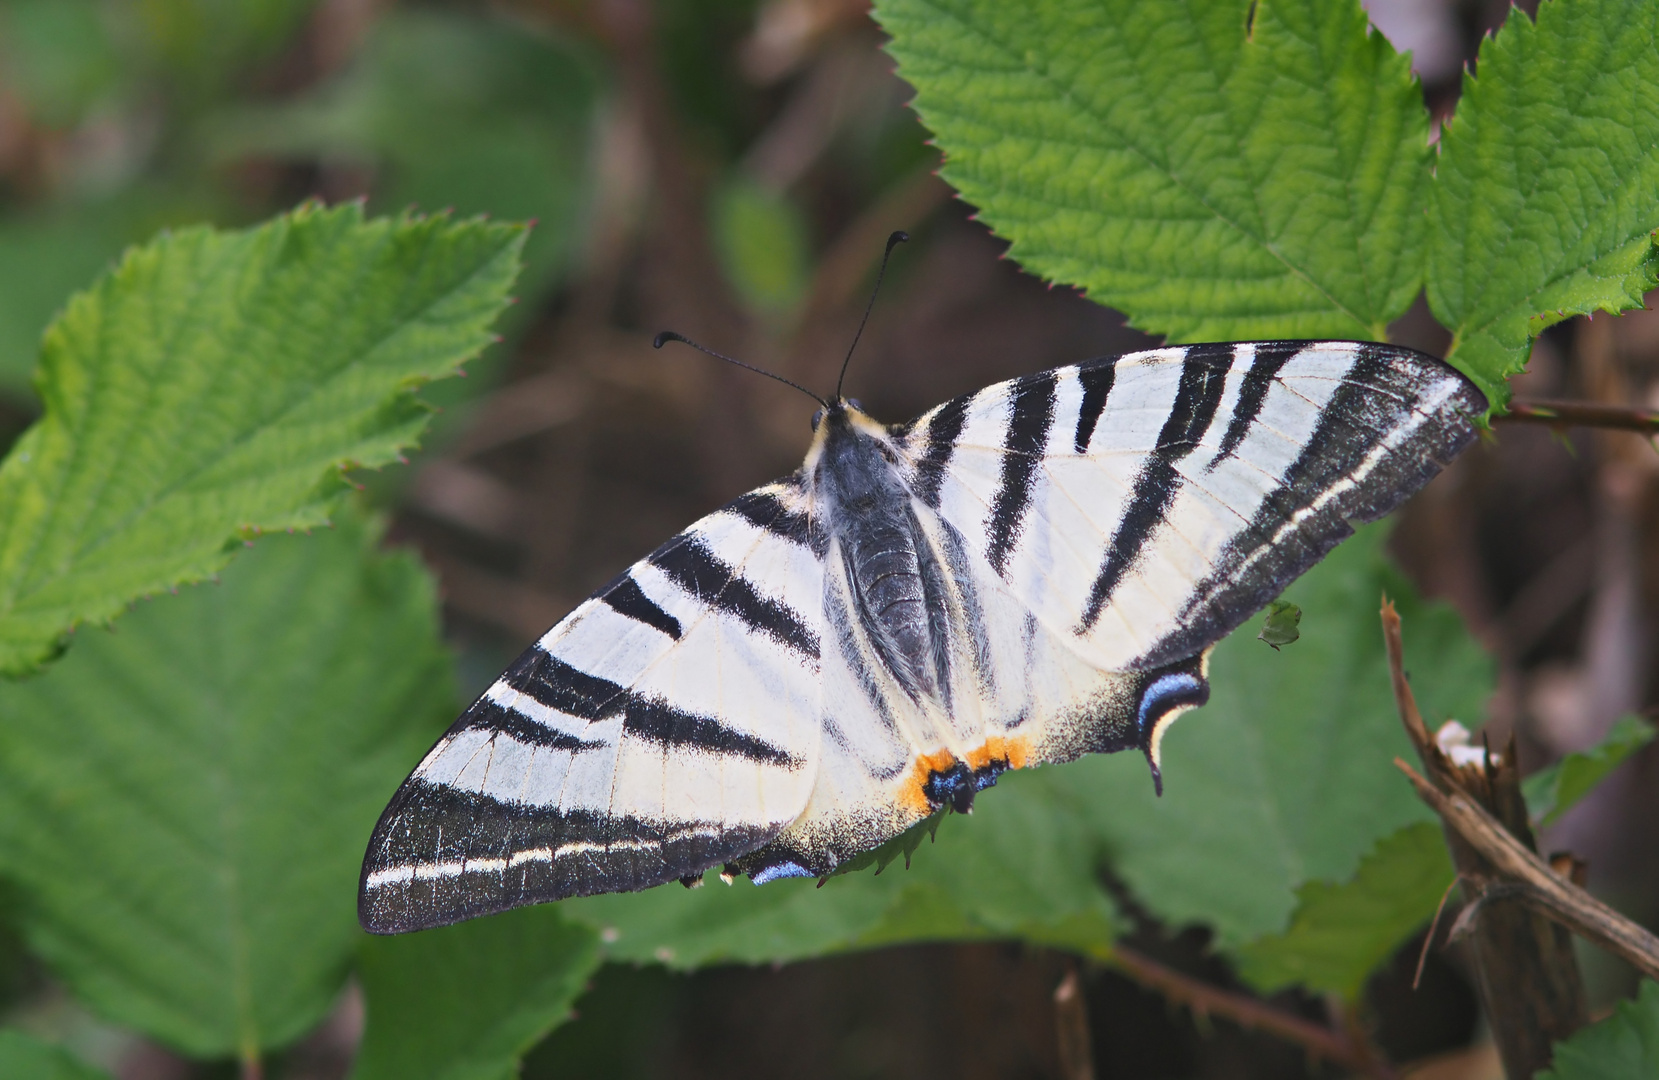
[355,906,599,1080]
[712,175,812,317]
[1525,714,1657,828]
[0,1030,110,1080]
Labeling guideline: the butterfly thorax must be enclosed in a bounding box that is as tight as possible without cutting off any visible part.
[809,404,953,709]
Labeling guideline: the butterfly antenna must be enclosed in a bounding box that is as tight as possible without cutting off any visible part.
[835,230,909,402]
[653,331,828,408]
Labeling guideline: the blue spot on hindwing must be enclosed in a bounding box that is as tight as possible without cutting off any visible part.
[750,861,814,885]
[1138,672,1204,734]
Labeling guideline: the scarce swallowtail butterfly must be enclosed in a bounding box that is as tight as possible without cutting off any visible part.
[359,245,1484,934]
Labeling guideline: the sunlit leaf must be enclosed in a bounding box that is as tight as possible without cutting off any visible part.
[1428,0,1659,408]
[874,0,1430,341]
[0,201,523,676]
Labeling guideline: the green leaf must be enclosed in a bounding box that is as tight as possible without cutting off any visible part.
[562,523,1489,966]
[0,1032,110,1080]
[1428,0,1659,409]
[1538,979,1659,1080]
[0,201,524,676]
[354,906,600,1080]
[873,0,1430,341]
[1232,821,1454,1000]
[1524,715,1656,827]
[0,513,454,1059]
[1257,599,1302,650]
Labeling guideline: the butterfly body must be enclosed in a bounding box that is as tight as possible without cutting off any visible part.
[360,340,1482,934]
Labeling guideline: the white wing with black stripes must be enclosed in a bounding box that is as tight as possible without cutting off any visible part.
[360,339,1483,933]
[899,341,1482,673]
[360,483,827,932]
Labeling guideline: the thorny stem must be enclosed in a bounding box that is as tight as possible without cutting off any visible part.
[1394,759,1659,982]
[1103,944,1396,1079]
[1496,398,1659,435]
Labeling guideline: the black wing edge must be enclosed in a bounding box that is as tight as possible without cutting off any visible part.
[358,779,779,934]
[1133,341,1487,670]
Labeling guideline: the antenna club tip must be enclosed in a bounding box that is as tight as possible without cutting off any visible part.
[653,330,679,349]
[887,230,910,249]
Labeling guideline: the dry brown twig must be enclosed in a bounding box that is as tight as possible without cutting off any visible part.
[1393,758,1659,982]
[1496,398,1659,435]
[1379,600,1659,1075]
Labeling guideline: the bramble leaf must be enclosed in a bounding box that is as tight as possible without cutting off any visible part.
[354,906,600,1080]
[1232,821,1454,1000]
[873,0,1429,342]
[1537,979,1659,1080]
[1524,714,1656,827]
[0,202,523,676]
[0,514,453,1059]
[1428,0,1659,408]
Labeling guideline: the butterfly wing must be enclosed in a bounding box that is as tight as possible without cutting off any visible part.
[359,481,825,932]
[895,341,1483,674]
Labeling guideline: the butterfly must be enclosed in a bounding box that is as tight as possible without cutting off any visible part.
[359,274,1483,934]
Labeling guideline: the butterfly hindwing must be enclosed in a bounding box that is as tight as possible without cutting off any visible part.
[359,481,825,933]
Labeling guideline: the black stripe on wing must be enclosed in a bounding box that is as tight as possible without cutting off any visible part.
[1080,345,1233,630]
[1073,359,1118,453]
[501,647,799,766]
[1206,342,1302,470]
[600,574,683,639]
[360,781,776,932]
[726,486,827,556]
[986,371,1058,576]
[454,697,608,752]
[648,535,819,659]
[908,394,972,506]
[1135,343,1485,668]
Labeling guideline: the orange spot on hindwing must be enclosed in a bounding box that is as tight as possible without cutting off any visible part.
[897,736,1033,815]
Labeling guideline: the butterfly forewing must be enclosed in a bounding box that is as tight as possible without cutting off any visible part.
[894,342,1483,672]
[359,482,824,933]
